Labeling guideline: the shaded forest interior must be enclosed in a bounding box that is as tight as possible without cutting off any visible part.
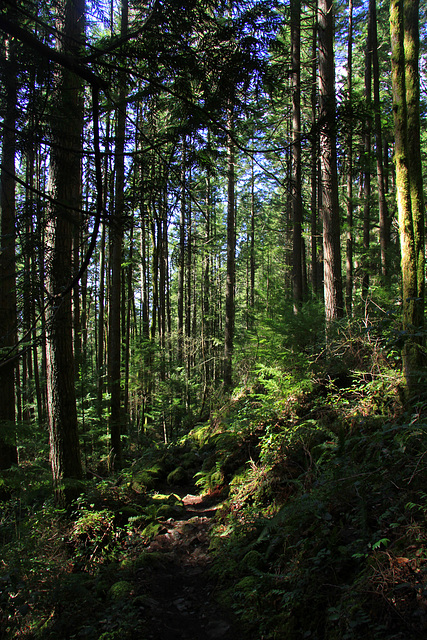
[1,0,427,638]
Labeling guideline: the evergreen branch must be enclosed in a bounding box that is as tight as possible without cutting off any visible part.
[0,13,108,90]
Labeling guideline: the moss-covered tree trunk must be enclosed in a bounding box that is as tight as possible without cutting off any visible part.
[404,0,425,329]
[390,0,425,394]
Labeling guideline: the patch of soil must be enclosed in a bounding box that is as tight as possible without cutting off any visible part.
[134,491,243,640]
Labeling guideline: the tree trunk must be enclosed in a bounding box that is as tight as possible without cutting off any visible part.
[177,138,186,365]
[362,2,373,299]
[310,4,319,296]
[186,165,192,378]
[150,211,159,341]
[390,0,424,393]
[108,0,128,468]
[97,222,106,406]
[224,108,236,390]
[45,0,84,502]
[404,0,425,328]
[97,111,110,409]
[0,12,18,469]
[371,0,390,280]
[202,147,212,407]
[291,0,303,313]
[345,0,354,315]
[124,223,134,416]
[250,155,256,327]
[318,0,343,325]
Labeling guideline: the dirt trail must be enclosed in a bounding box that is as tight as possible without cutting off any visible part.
[134,491,241,640]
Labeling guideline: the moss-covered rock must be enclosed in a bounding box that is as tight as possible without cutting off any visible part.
[108,580,133,601]
[131,464,163,491]
[166,466,187,485]
[114,506,142,526]
[155,503,177,519]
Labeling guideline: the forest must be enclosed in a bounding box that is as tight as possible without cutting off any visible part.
[1,0,427,638]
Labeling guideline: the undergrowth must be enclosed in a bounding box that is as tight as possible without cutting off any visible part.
[1,312,427,639]
[204,365,427,640]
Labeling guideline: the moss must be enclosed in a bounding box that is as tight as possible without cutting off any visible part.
[132,594,155,607]
[119,557,135,570]
[181,451,199,470]
[167,493,183,506]
[166,466,187,485]
[151,492,171,502]
[126,514,148,529]
[189,422,210,446]
[108,580,133,601]
[235,575,258,593]
[141,522,163,539]
[147,493,184,519]
[114,506,141,526]
[151,492,183,506]
[134,551,169,568]
[241,549,263,570]
[131,465,163,491]
[156,503,177,519]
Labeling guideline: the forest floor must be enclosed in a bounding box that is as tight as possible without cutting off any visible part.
[4,361,427,640]
[134,488,242,640]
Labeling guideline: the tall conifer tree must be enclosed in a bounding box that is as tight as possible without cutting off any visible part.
[45,0,84,501]
[0,4,18,469]
[318,0,343,325]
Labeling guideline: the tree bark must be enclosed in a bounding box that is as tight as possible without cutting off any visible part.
[345,0,354,315]
[177,138,186,365]
[404,0,425,327]
[224,108,236,390]
[108,0,128,468]
[0,10,18,469]
[310,4,319,296]
[186,164,192,377]
[371,0,390,280]
[362,1,373,299]
[124,223,134,416]
[390,0,424,393]
[202,145,212,407]
[291,0,303,313]
[318,0,343,326]
[249,155,256,327]
[45,0,84,502]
